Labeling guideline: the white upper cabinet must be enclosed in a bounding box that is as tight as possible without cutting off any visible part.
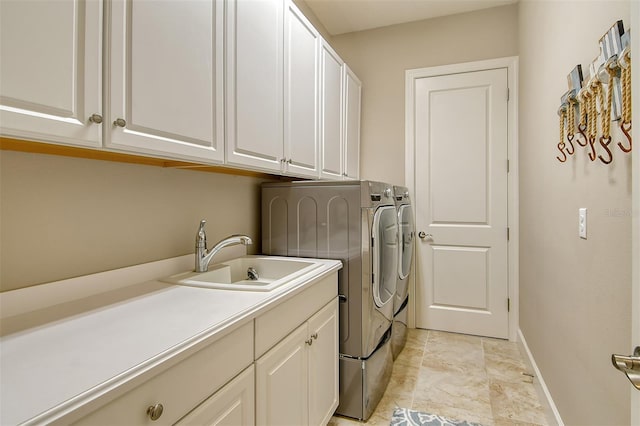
[1,0,360,178]
[283,2,320,178]
[226,0,320,179]
[0,0,102,148]
[106,0,224,163]
[225,0,284,172]
[319,40,344,180]
[343,65,361,180]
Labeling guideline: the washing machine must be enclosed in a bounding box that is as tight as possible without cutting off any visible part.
[261,180,398,421]
[391,186,414,360]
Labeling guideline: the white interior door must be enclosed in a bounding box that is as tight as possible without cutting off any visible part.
[414,68,509,339]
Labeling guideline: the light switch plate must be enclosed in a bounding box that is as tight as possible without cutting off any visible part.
[579,208,587,239]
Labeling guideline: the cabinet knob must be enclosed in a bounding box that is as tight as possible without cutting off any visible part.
[305,338,313,346]
[88,113,103,124]
[311,332,318,340]
[113,118,127,127]
[146,403,164,421]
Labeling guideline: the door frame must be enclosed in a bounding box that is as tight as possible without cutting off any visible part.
[405,56,519,341]
[630,2,639,422]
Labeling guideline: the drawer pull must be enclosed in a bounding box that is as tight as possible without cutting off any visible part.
[146,403,164,421]
[305,338,313,346]
[311,333,318,340]
[113,118,127,127]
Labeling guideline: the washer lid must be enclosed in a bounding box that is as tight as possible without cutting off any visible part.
[398,204,415,280]
[372,205,398,308]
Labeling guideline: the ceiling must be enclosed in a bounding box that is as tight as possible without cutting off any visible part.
[304,0,518,36]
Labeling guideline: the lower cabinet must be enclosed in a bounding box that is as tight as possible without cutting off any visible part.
[176,365,255,426]
[72,322,254,426]
[72,277,338,426]
[256,299,339,426]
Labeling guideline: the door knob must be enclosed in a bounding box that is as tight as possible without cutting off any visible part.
[612,346,640,390]
[418,231,432,240]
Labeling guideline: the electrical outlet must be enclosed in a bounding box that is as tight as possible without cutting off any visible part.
[579,208,587,239]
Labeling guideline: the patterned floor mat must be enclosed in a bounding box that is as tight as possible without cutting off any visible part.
[390,408,484,426]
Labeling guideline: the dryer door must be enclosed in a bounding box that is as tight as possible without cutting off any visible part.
[372,205,399,308]
[398,204,414,280]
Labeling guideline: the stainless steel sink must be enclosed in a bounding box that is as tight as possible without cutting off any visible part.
[161,256,322,291]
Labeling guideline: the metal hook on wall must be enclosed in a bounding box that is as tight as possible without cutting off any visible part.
[565,93,577,155]
[576,88,589,148]
[557,104,568,163]
[584,82,598,162]
[596,62,615,165]
[617,45,632,153]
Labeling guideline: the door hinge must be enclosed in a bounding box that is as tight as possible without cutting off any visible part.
[371,237,375,247]
[507,159,510,173]
[507,298,511,312]
[507,227,510,241]
[506,88,510,101]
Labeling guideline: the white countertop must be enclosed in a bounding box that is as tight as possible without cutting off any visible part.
[0,255,341,425]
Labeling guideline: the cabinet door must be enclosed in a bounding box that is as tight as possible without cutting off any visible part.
[343,65,361,180]
[308,299,339,426]
[0,0,102,148]
[107,0,224,163]
[226,0,284,172]
[256,323,309,426]
[319,40,344,180]
[283,1,319,178]
[176,366,255,426]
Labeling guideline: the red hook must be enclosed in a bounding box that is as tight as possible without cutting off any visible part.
[618,121,632,153]
[598,136,613,164]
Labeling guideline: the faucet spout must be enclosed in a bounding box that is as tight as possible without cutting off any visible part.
[194,220,252,272]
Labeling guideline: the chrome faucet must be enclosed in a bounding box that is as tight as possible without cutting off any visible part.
[195,219,253,273]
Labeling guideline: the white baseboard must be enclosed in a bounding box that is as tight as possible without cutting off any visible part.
[517,329,564,426]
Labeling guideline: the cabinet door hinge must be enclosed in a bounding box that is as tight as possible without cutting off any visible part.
[507,227,510,241]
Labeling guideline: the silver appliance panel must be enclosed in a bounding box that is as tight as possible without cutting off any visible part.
[393,186,414,315]
[336,329,393,421]
[261,180,397,358]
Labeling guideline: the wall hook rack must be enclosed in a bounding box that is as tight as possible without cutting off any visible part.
[556,21,631,165]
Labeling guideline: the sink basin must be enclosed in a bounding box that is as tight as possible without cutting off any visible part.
[161,256,322,292]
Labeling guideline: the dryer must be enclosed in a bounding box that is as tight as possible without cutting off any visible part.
[391,186,414,359]
[261,180,398,421]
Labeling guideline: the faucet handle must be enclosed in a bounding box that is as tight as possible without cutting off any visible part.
[196,219,207,248]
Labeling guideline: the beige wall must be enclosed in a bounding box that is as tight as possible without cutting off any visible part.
[292,0,332,41]
[0,151,272,292]
[330,5,519,185]
[518,2,631,425]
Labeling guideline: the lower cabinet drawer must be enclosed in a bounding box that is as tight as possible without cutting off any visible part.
[73,322,253,426]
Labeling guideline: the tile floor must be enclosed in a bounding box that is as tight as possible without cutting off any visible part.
[329,329,548,426]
